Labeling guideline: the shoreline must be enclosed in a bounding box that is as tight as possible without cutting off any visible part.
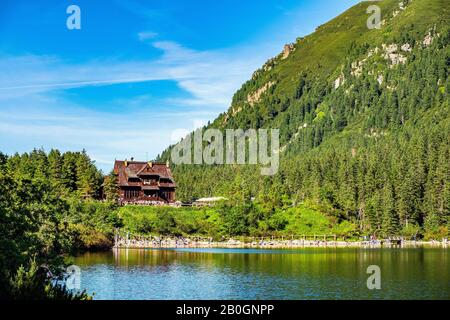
[113,239,449,250]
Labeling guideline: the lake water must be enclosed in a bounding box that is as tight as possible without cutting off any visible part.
[73,247,449,300]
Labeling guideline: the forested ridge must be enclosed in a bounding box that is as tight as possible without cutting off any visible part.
[159,0,450,239]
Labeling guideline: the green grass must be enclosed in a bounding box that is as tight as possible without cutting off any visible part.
[118,203,360,239]
[119,205,223,237]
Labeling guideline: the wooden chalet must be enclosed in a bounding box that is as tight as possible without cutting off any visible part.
[114,160,176,205]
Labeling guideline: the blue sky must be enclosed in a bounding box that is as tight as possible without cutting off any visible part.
[0,0,359,172]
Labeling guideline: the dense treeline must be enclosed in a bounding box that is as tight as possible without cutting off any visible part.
[160,19,450,239]
[0,149,121,299]
[5,149,104,199]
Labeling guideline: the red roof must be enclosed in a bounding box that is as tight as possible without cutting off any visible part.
[114,160,176,187]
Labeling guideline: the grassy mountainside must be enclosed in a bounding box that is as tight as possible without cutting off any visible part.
[159,0,450,238]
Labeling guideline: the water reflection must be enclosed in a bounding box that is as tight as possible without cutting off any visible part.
[73,247,449,300]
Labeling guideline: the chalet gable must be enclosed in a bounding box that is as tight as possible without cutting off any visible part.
[136,162,158,176]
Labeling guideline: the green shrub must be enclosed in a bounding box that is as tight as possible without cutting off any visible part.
[332,221,359,239]
[400,224,421,239]
[8,259,91,300]
[423,226,449,241]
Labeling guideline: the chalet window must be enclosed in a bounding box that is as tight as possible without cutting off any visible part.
[125,189,140,199]
[144,191,158,198]
[161,191,172,201]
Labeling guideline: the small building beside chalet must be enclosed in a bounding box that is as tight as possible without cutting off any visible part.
[114,160,176,205]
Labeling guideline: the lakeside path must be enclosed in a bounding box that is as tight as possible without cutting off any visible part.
[114,238,449,249]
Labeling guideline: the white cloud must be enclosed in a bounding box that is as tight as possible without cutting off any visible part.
[0,37,277,109]
[0,92,218,171]
[0,19,296,171]
[138,31,159,41]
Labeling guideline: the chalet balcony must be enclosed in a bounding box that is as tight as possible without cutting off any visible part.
[143,180,159,186]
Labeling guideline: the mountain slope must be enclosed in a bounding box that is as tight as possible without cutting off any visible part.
[159,0,450,238]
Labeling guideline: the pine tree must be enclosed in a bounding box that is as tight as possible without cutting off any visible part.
[382,183,399,237]
[103,171,119,203]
